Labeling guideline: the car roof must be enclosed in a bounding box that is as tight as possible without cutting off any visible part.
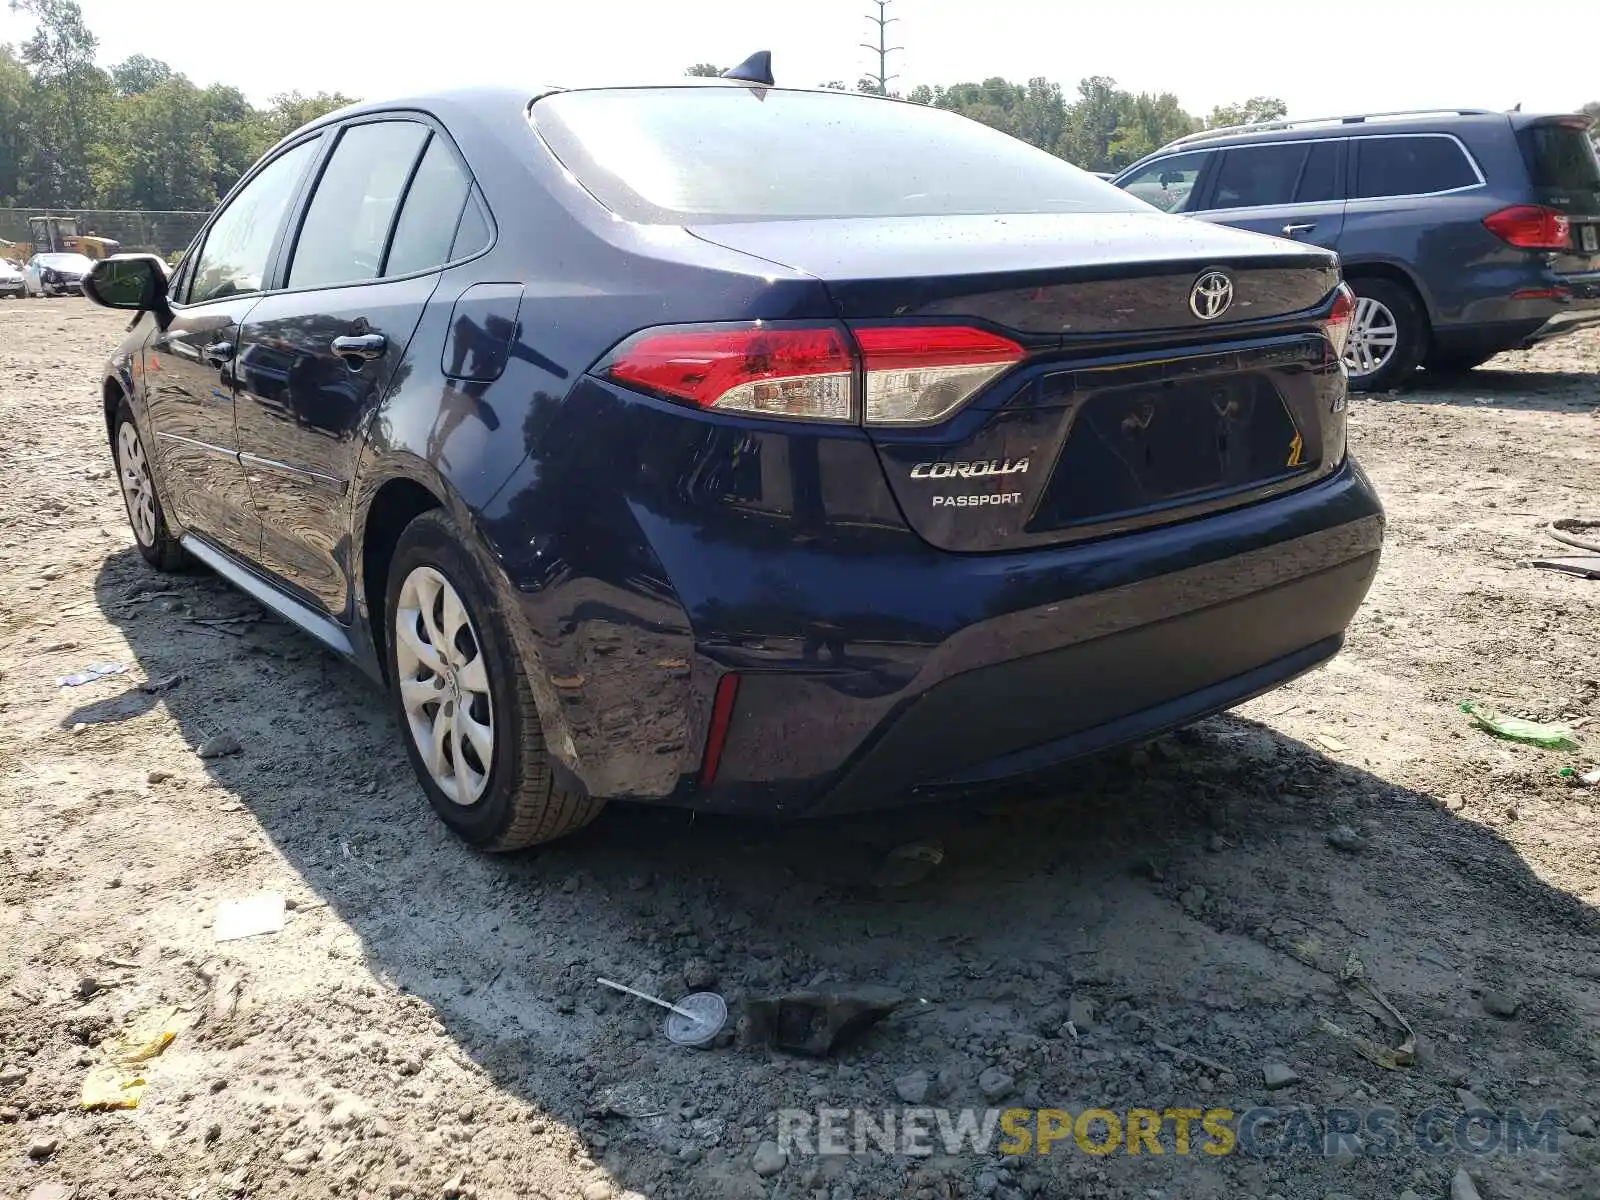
[1138,108,1599,163]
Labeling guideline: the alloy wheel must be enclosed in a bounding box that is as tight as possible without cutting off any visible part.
[1343,296,1400,380]
[394,565,495,806]
[116,422,158,547]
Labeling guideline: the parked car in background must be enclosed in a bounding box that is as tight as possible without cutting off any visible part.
[83,74,1382,850]
[1112,109,1600,389]
[24,251,93,297]
[0,259,24,298]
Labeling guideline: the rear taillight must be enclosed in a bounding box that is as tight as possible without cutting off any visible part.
[853,325,1026,425]
[1324,283,1356,360]
[1484,205,1571,250]
[600,321,1026,426]
[602,325,854,422]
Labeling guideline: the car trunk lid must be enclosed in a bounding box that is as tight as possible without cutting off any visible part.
[691,213,1347,553]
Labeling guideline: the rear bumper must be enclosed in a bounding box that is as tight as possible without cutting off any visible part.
[691,457,1383,816]
[1434,268,1600,354]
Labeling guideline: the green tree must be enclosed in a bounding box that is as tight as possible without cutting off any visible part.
[262,90,357,141]
[15,0,111,205]
[1206,96,1288,129]
[104,75,221,210]
[110,53,171,96]
[0,46,29,204]
[685,63,723,77]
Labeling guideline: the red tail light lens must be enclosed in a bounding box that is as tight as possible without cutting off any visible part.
[1484,205,1571,250]
[603,324,855,421]
[601,322,1027,426]
[853,325,1026,425]
[1324,283,1356,359]
[699,672,741,787]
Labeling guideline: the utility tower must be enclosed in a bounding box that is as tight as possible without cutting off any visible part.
[859,0,902,96]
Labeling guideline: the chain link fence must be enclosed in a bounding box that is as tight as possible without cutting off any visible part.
[0,208,210,259]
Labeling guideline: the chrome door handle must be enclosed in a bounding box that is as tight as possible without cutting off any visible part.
[202,340,235,365]
[1283,223,1316,236]
[330,333,387,363]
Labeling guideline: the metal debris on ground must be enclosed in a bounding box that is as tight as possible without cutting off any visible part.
[1459,701,1581,751]
[596,976,728,1047]
[57,661,126,686]
[215,892,286,942]
[739,986,905,1056]
[1528,556,1600,579]
[872,840,944,888]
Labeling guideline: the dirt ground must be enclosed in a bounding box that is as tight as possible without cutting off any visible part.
[2,300,1599,1200]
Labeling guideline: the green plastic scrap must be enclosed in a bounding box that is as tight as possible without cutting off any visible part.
[1460,701,1580,751]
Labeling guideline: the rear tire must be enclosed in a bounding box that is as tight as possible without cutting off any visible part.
[113,402,186,572]
[1343,277,1427,392]
[385,509,606,850]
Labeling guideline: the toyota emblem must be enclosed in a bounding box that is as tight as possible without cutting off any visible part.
[1189,270,1234,320]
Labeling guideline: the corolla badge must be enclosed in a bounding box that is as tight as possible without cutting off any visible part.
[1189,270,1234,320]
[909,458,1029,480]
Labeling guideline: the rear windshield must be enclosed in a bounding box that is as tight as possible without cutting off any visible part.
[531,86,1149,224]
[1517,122,1600,191]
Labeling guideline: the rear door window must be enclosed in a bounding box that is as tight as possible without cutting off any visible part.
[288,120,429,289]
[1352,136,1478,199]
[1118,151,1212,213]
[1516,122,1600,191]
[1212,144,1307,209]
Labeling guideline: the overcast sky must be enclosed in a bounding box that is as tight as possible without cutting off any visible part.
[2,0,1591,118]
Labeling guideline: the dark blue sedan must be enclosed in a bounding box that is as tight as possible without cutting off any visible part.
[83,75,1383,848]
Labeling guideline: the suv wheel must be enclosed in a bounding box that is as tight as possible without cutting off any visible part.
[385,509,606,850]
[114,402,186,571]
[1343,278,1427,392]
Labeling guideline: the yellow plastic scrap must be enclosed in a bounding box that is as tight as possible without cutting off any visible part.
[103,1006,179,1064]
[81,1007,180,1110]
[82,1064,148,1110]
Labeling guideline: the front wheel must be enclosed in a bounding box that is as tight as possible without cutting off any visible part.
[385,509,606,850]
[1343,278,1428,392]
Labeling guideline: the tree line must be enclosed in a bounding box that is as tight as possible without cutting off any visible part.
[690,63,1290,172]
[0,0,353,212]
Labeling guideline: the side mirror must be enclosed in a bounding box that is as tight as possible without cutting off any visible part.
[84,253,170,314]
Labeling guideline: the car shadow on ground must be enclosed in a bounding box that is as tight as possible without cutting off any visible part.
[1393,367,1599,413]
[90,547,1600,1199]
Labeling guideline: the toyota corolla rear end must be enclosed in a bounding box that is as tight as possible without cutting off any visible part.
[517,84,1385,816]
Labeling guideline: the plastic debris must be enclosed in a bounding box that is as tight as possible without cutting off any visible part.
[872,840,944,888]
[1560,766,1600,787]
[215,892,285,942]
[57,661,126,687]
[81,1064,148,1110]
[739,986,905,1056]
[597,976,727,1047]
[103,1006,179,1063]
[81,1007,180,1110]
[1460,702,1580,751]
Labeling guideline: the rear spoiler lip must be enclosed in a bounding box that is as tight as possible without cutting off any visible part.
[1507,112,1596,132]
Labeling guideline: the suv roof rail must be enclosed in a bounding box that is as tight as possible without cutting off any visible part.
[1158,108,1496,152]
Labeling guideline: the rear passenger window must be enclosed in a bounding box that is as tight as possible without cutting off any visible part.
[1295,141,1342,203]
[289,120,429,289]
[1353,136,1477,198]
[1118,151,1211,213]
[385,135,473,277]
[1212,144,1306,209]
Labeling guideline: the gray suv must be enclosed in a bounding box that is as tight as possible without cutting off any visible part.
[1112,109,1600,390]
